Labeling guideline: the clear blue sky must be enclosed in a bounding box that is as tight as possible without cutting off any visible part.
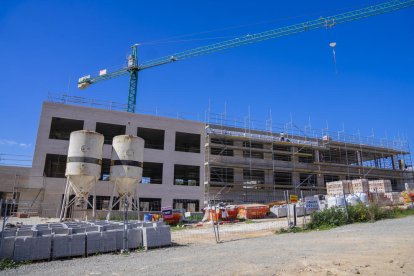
[1,0,413,166]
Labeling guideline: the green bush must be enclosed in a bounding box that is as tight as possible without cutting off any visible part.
[308,207,347,229]
[348,203,370,223]
[309,203,411,230]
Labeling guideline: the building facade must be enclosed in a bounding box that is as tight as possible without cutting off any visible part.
[29,102,205,217]
[0,98,413,217]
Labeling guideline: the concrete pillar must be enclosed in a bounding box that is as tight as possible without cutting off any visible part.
[84,120,96,131]
[317,174,325,187]
[314,150,320,163]
[164,130,176,152]
[292,172,300,187]
[263,143,272,160]
[265,170,273,185]
[233,141,244,158]
[292,147,299,163]
[234,168,244,184]
[125,121,136,136]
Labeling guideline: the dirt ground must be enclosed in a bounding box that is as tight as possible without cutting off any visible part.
[3,215,414,275]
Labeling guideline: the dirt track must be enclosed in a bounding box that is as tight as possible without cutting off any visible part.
[3,216,414,275]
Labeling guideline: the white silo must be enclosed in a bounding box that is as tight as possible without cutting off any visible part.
[60,130,104,221]
[107,135,144,219]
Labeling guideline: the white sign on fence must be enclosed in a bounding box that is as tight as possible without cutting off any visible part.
[305,197,319,212]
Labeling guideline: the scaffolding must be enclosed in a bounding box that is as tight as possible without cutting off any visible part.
[204,111,413,205]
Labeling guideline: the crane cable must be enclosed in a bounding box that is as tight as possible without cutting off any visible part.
[139,0,385,46]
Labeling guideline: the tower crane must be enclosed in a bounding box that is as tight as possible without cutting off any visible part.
[78,0,414,113]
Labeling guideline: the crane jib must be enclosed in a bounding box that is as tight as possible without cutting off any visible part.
[77,0,414,113]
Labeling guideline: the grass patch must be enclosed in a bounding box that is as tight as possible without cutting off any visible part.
[0,259,30,271]
[276,205,414,235]
[170,224,187,232]
[276,226,308,234]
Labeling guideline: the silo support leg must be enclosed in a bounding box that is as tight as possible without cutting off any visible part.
[106,183,117,221]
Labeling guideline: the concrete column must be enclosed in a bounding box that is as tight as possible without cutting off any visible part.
[84,120,96,131]
[317,174,325,187]
[164,162,174,187]
[292,147,299,163]
[233,141,244,158]
[292,172,300,187]
[234,168,244,184]
[125,121,136,136]
[265,170,273,185]
[314,150,320,163]
[263,143,272,160]
[164,130,176,152]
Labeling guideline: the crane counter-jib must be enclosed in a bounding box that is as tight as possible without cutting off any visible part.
[77,0,414,111]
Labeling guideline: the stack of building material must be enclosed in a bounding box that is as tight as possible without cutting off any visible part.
[351,179,370,194]
[0,220,170,262]
[384,192,402,205]
[326,180,353,196]
[269,206,287,218]
[369,180,392,193]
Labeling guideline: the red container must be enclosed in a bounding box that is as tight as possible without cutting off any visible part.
[163,211,182,225]
[237,204,269,219]
[224,206,239,220]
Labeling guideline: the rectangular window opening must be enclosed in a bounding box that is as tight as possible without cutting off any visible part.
[49,117,84,140]
[44,154,67,178]
[137,127,165,150]
[141,162,163,184]
[96,122,126,145]
[175,132,201,153]
[174,165,200,186]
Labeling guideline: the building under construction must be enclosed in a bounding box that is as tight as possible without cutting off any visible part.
[0,95,413,217]
[205,115,413,204]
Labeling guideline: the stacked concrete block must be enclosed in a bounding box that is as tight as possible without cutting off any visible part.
[0,236,16,259]
[102,230,118,252]
[70,234,86,257]
[13,236,33,261]
[288,205,306,217]
[351,179,369,194]
[52,234,71,258]
[142,225,171,249]
[86,231,103,255]
[369,180,392,193]
[269,206,287,218]
[30,235,52,261]
[127,228,143,249]
[112,230,124,251]
[0,220,170,261]
[326,180,353,196]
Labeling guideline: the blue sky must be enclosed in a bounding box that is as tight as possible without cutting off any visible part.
[1,0,413,166]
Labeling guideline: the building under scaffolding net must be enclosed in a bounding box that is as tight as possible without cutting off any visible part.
[204,112,413,205]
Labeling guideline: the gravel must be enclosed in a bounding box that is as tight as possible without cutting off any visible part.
[3,216,414,275]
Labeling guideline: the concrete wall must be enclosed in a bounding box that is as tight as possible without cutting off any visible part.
[0,166,31,194]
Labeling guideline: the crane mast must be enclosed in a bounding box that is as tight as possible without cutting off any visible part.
[78,0,414,113]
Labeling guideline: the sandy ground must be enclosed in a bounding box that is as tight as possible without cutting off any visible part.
[171,217,302,245]
[2,215,414,275]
